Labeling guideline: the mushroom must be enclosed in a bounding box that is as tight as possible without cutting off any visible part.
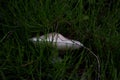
[29,32,84,50]
[29,32,100,79]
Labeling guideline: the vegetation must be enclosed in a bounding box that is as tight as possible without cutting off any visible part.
[0,0,120,80]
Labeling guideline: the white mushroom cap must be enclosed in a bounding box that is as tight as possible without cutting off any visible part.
[29,32,83,50]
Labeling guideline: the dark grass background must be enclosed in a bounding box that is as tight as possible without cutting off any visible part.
[0,0,120,80]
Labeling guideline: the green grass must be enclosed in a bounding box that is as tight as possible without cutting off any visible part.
[0,0,120,80]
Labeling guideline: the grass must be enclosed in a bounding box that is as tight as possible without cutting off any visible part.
[0,0,120,80]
